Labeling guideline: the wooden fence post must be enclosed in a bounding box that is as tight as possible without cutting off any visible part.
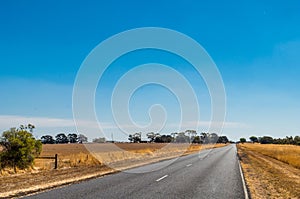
[54,154,58,169]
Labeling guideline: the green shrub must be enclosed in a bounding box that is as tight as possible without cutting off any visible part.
[0,128,42,172]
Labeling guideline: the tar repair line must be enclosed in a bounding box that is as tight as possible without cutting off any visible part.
[156,175,168,182]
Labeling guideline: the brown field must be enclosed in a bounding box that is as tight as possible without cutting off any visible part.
[35,143,225,170]
[237,143,300,199]
[36,143,206,169]
[0,143,227,198]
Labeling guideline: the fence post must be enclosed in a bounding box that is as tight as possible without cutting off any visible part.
[54,154,58,169]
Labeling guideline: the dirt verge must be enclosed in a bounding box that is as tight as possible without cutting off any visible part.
[237,144,300,199]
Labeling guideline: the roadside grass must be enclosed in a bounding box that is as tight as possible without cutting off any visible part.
[240,143,300,169]
[237,143,300,199]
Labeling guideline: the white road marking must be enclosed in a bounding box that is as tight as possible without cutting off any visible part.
[186,164,192,167]
[237,148,249,199]
[156,175,168,182]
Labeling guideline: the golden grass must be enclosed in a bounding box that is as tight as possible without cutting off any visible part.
[35,143,227,170]
[0,143,228,197]
[237,143,300,199]
[240,143,300,169]
[35,144,99,169]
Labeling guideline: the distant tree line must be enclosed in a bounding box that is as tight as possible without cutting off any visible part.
[41,131,231,144]
[128,130,229,144]
[40,133,88,144]
[240,135,300,145]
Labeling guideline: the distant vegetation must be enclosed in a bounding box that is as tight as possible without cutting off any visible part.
[239,135,300,145]
[129,130,230,144]
[92,137,106,143]
[240,138,246,143]
[38,130,231,145]
[40,133,88,144]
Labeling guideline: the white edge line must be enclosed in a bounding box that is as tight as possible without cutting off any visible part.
[237,147,249,199]
[156,175,168,182]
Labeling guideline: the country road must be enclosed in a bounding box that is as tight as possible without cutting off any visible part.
[24,144,246,199]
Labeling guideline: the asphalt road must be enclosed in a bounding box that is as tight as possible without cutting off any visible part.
[24,144,246,199]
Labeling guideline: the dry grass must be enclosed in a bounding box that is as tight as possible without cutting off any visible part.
[34,143,227,170]
[35,144,100,169]
[240,143,300,169]
[0,143,228,198]
[237,143,300,199]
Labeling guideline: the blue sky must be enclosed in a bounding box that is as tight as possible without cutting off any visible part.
[0,0,300,141]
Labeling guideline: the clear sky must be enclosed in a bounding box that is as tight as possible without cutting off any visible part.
[0,0,299,141]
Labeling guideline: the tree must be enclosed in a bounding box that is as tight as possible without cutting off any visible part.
[0,126,42,172]
[208,133,219,143]
[154,134,172,143]
[128,132,141,143]
[27,124,35,133]
[55,133,68,144]
[217,136,229,144]
[200,132,208,143]
[249,136,258,143]
[68,133,78,143]
[171,132,178,139]
[19,124,35,133]
[285,136,294,144]
[128,134,133,142]
[185,130,197,143]
[294,136,300,145]
[78,134,88,143]
[175,132,189,143]
[240,138,246,144]
[161,135,173,143]
[93,137,106,143]
[192,136,202,144]
[40,135,55,144]
[259,135,300,145]
[146,132,156,142]
[259,136,273,144]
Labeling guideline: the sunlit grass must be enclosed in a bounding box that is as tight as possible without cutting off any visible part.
[237,143,300,198]
[240,143,300,169]
[34,143,228,169]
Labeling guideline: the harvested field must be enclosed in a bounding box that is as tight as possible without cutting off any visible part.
[237,143,300,199]
[35,143,223,169]
[0,143,227,198]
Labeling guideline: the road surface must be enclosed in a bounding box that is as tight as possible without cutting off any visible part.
[24,144,246,199]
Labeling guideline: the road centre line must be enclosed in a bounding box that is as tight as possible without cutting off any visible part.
[156,175,168,182]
